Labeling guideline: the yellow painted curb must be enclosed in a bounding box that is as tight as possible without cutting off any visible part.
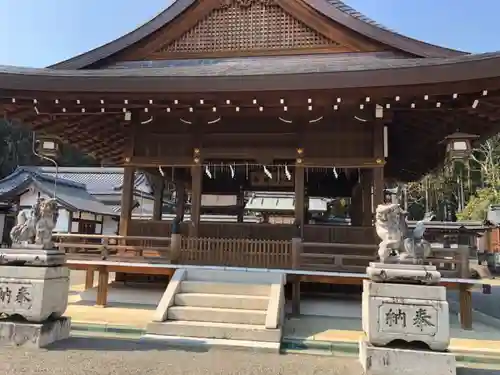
[291,329,500,354]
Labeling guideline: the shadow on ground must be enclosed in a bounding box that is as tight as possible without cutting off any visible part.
[46,336,209,353]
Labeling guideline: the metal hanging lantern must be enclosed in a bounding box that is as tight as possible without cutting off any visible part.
[35,136,61,159]
[442,132,479,161]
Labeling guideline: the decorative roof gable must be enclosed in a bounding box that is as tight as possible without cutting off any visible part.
[50,0,464,70]
[152,0,348,57]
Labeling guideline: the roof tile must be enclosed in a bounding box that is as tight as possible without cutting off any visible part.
[33,167,152,195]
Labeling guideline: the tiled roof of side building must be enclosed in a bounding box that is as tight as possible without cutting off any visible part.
[28,167,152,195]
[0,167,117,216]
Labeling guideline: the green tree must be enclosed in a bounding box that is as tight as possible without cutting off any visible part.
[457,134,500,220]
[0,119,98,178]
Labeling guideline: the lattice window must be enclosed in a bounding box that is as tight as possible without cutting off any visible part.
[159,0,340,54]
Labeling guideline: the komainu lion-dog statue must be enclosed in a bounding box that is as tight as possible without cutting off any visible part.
[375,203,431,264]
[10,198,59,249]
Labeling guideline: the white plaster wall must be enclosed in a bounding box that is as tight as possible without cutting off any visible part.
[0,213,5,239]
[102,216,118,235]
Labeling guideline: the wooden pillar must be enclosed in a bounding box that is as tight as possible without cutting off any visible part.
[84,269,94,290]
[372,121,385,208]
[303,183,309,226]
[96,266,109,307]
[361,169,373,226]
[459,284,473,330]
[350,182,363,226]
[294,165,305,230]
[119,166,135,236]
[458,229,473,329]
[292,163,305,316]
[237,188,245,223]
[291,237,302,315]
[152,175,164,221]
[189,165,202,237]
[175,180,186,221]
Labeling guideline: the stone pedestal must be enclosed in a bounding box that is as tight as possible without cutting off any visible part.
[362,279,450,351]
[0,246,70,348]
[0,266,69,322]
[359,262,455,375]
[0,317,71,348]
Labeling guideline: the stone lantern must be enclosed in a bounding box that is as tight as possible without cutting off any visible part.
[442,132,479,161]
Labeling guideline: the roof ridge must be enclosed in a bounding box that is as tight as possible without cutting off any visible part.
[35,166,126,173]
[25,169,87,190]
[326,0,392,31]
[321,0,465,56]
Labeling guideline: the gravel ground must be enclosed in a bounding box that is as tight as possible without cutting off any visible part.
[0,337,497,375]
[0,337,363,375]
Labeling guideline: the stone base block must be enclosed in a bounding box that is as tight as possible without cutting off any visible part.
[0,247,65,266]
[0,317,71,348]
[367,263,441,284]
[0,266,69,322]
[362,280,450,351]
[359,337,456,375]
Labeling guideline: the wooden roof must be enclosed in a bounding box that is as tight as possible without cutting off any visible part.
[2,52,500,92]
[50,0,463,70]
[0,0,499,181]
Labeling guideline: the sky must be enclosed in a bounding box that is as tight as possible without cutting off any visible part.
[0,0,499,68]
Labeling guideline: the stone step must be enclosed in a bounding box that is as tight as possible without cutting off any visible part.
[174,293,269,310]
[167,306,267,325]
[147,320,281,343]
[179,281,270,296]
[185,269,283,285]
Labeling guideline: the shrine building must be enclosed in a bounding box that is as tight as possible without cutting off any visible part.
[1,0,500,273]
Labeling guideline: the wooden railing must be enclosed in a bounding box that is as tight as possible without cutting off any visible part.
[54,233,290,269]
[54,233,172,261]
[128,219,377,243]
[179,237,291,269]
[303,225,377,244]
[293,239,470,278]
[54,230,471,278]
